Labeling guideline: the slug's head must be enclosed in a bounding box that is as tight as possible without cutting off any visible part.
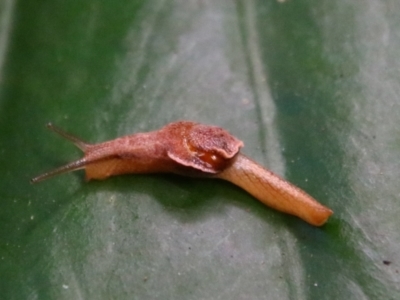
[165,121,243,174]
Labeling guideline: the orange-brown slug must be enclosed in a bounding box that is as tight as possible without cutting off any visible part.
[32,121,333,226]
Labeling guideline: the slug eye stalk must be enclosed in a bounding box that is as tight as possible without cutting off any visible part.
[30,123,91,183]
[32,121,333,226]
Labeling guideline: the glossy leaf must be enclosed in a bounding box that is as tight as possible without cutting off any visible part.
[1,0,399,299]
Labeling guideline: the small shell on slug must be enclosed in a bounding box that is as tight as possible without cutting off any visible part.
[31,121,333,226]
[161,121,243,173]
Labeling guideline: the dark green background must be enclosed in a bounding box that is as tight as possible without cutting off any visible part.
[1,0,399,299]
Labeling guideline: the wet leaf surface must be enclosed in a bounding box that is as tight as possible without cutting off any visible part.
[1,0,399,299]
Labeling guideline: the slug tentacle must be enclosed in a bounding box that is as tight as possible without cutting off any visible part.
[31,157,89,183]
[47,122,90,151]
[216,154,333,226]
[31,124,96,183]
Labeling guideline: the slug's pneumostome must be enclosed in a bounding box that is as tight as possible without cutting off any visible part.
[32,121,333,226]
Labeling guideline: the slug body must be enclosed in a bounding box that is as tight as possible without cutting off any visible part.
[32,121,333,226]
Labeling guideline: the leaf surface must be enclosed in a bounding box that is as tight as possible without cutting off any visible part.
[1,0,399,299]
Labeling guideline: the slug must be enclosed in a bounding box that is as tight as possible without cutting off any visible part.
[31,121,333,226]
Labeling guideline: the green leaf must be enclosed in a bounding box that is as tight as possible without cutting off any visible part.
[1,0,399,299]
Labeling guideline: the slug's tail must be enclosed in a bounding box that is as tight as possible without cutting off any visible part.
[216,154,333,226]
